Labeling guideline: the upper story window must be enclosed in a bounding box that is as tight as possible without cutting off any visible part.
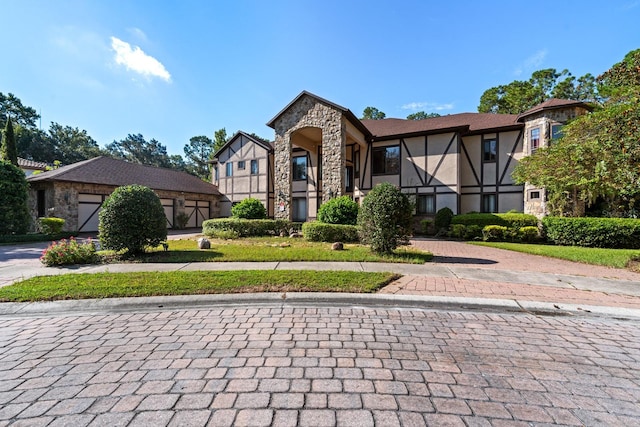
[483,139,496,162]
[551,124,564,140]
[250,159,258,175]
[416,194,435,215]
[372,146,400,175]
[214,165,219,181]
[530,128,540,152]
[226,162,232,177]
[238,160,245,170]
[292,156,307,181]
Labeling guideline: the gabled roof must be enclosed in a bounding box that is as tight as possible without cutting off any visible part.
[18,157,48,170]
[362,112,521,139]
[517,98,593,122]
[266,90,372,138]
[213,131,273,159]
[28,156,220,195]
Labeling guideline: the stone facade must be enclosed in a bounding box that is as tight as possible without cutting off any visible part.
[272,94,345,220]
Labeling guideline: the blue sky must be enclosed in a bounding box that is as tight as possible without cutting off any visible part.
[2,0,639,156]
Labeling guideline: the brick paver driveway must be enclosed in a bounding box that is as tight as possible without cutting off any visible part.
[1,304,639,426]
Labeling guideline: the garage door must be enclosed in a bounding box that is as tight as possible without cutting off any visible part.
[184,200,210,228]
[78,194,106,232]
[161,199,174,228]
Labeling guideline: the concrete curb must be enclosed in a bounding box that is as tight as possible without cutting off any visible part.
[2,292,640,320]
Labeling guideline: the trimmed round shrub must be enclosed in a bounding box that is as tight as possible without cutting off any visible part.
[0,161,30,235]
[518,226,540,243]
[302,221,359,242]
[434,207,454,231]
[231,198,267,219]
[38,217,65,235]
[357,183,412,254]
[482,225,508,242]
[99,185,167,255]
[317,196,359,225]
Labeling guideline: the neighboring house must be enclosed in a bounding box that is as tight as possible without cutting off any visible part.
[18,157,48,176]
[214,91,590,222]
[27,156,220,232]
[212,131,274,217]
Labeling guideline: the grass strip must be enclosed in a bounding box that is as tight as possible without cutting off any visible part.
[0,270,400,302]
[470,241,640,269]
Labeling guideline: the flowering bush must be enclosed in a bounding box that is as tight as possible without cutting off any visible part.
[40,238,99,266]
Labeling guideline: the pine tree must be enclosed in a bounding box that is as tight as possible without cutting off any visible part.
[1,116,18,166]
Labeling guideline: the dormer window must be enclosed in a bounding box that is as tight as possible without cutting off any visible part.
[531,128,540,152]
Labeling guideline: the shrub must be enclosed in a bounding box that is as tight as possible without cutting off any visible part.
[357,183,412,254]
[208,229,240,239]
[174,212,190,229]
[99,185,167,255]
[434,207,454,231]
[203,218,292,238]
[38,217,65,235]
[542,217,640,248]
[302,222,359,242]
[40,237,98,266]
[317,196,359,225]
[451,213,538,229]
[449,224,467,239]
[483,225,508,242]
[420,219,433,235]
[464,225,483,240]
[518,226,540,243]
[231,198,267,219]
[0,161,30,235]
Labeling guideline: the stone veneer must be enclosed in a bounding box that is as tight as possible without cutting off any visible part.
[272,94,346,220]
[521,106,590,217]
[28,181,219,232]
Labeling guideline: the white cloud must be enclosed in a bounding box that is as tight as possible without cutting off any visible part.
[401,101,454,111]
[110,36,171,82]
[514,49,548,76]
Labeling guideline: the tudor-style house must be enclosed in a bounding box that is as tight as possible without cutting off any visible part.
[212,91,591,222]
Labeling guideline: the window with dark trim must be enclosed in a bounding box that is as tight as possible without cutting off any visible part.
[238,160,245,170]
[292,156,307,181]
[372,146,400,175]
[214,165,218,181]
[37,190,46,217]
[482,194,497,213]
[530,128,540,152]
[250,159,258,175]
[483,139,496,162]
[416,194,435,214]
[354,151,360,178]
[530,191,540,200]
[292,197,307,222]
[345,166,354,193]
[551,124,564,140]
[226,162,232,177]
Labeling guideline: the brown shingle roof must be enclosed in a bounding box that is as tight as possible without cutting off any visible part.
[27,156,220,195]
[362,113,521,139]
[18,157,48,170]
[516,98,592,122]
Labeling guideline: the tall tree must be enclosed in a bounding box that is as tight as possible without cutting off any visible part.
[406,111,441,120]
[48,123,103,164]
[478,68,600,114]
[183,135,214,180]
[361,107,386,120]
[0,92,40,129]
[106,134,176,168]
[213,128,227,153]
[513,49,640,217]
[1,116,18,166]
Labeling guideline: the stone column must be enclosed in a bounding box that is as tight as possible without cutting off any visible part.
[321,118,345,203]
[274,131,292,220]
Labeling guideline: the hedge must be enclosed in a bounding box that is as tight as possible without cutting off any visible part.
[203,218,294,238]
[451,213,538,229]
[302,222,359,242]
[542,217,640,248]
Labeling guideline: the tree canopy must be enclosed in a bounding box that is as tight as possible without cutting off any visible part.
[478,68,600,114]
[213,128,228,153]
[0,92,39,129]
[406,111,441,120]
[106,134,185,170]
[513,49,640,217]
[184,135,214,180]
[1,116,18,166]
[361,107,386,120]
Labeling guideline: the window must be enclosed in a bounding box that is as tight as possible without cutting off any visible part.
[292,198,307,222]
[482,194,497,213]
[345,166,354,193]
[250,159,258,175]
[214,165,218,181]
[292,156,307,181]
[551,124,564,140]
[226,162,233,177]
[372,146,400,175]
[37,190,46,217]
[530,191,540,200]
[530,128,540,152]
[354,151,360,178]
[238,160,245,170]
[416,194,435,214]
[483,139,496,162]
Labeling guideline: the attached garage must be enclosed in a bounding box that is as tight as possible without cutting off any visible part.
[27,156,221,233]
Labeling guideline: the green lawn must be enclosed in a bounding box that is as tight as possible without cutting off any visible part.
[0,270,400,302]
[120,237,432,264]
[471,241,640,269]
